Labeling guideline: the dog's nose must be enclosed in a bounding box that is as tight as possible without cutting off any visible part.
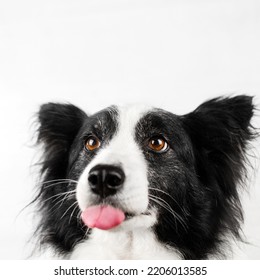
[88,164,125,198]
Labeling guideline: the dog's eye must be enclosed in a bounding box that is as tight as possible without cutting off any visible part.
[148,137,168,152]
[85,136,101,151]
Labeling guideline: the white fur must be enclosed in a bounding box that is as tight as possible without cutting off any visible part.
[70,226,180,260]
[73,104,180,259]
[77,104,152,215]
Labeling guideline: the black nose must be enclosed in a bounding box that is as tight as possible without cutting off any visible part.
[88,164,125,198]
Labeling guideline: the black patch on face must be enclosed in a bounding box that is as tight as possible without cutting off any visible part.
[68,107,119,180]
[135,110,199,258]
[136,109,195,168]
[34,104,119,255]
[135,95,255,259]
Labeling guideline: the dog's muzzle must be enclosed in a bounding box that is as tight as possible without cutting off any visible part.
[88,164,125,198]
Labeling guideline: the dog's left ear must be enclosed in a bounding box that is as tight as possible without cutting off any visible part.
[182,95,255,195]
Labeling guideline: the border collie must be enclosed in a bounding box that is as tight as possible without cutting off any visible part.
[34,95,255,259]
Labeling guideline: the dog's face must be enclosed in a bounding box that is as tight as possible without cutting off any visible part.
[74,105,151,222]
[67,105,194,231]
[36,96,254,259]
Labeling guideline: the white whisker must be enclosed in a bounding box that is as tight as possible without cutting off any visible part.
[84,226,91,240]
[149,194,188,232]
[69,204,80,225]
[49,192,76,213]
[60,201,79,220]
[41,190,76,204]
[149,187,189,216]
[41,179,78,189]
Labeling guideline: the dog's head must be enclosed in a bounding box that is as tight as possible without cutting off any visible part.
[35,95,255,259]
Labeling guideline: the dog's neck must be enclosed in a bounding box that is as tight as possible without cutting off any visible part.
[70,227,180,260]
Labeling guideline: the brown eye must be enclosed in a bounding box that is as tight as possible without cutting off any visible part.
[85,136,101,151]
[148,137,168,152]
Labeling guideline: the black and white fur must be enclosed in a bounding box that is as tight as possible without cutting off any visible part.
[34,95,255,259]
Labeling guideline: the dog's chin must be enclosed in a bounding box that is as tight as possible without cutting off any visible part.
[110,211,157,232]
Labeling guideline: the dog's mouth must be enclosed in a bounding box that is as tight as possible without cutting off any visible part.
[81,204,149,230]
[125,212,135,220]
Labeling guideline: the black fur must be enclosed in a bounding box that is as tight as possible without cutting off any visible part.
[33,96,256,258]
[35,103,87,253]
[35,104,119,254]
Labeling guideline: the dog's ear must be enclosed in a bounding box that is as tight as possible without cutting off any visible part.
[37,103,87,177]
[182,95,255,196]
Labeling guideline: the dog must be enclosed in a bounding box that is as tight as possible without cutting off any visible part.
[33,95,255,259]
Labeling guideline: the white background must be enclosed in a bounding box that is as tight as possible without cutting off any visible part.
[0,0,259,259]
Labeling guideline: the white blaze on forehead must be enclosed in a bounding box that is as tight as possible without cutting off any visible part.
[117,104,153,136]
[114,104,152,153]
[77,104,153,214]
[92,104,153,165]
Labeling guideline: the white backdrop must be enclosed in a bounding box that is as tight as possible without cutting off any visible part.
[0,0,259,259]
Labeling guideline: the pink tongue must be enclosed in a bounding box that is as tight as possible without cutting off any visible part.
[81,205,125,230]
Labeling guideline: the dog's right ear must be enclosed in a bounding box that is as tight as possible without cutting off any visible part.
[37,103,87,177]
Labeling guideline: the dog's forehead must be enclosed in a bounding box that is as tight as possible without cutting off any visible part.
[117,104,154,127]
[89,104,152,128]
[92,104,173,129]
